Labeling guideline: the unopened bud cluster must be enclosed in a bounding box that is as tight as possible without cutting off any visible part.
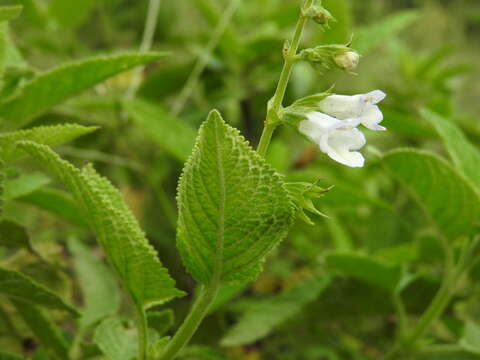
[304,0,335,27]
[298,44,360,74]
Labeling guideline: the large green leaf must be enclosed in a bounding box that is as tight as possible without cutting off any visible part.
[12,300,69,360]
[0,124,97,162]
[383,149,480,239]
[0,267,78,315]
[68,238,120,330]
[220,276,331,346]
[124,99,196,162]
[0,52,166,129]
[19,141,185,309]
[421,109,480,186]
[176,110,295,285]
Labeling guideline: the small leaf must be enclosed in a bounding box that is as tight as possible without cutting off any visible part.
[221,276,331,346]
[326,252,403,293]
[177,110,295,285]
[0,52,167,128]
[0,124,98,162]
[383,149,480,239]
[19,141,185,309]
[124,99,196,162]
[68,238,121,330]
[94,318,138,360]
[0,6,22,22]
[12,300,69,360]
[147,309,174,336]
[421,108,480,186]
[0,266,79,315]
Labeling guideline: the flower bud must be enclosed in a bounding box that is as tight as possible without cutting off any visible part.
[334,51,360,72]
[304,4,335,26]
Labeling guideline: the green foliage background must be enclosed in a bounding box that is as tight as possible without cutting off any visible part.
[0,0,479,359]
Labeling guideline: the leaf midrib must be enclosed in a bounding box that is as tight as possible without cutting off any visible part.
[213,119,225,284]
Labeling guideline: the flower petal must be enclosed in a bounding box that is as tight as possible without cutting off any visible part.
[325,128,366,167]
[318,94,365,119]
[362,90,386,105]
[359,105,386,131]
[299,112,341,142]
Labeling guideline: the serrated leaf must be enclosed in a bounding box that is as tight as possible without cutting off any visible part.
[383,149,480,239]
[220,276,331,346]
[12,300,69,360]
[19,141,184,309]
[124,99,196,162]
[421,109,480,186]
[177,110,295,285]
[94,318,138,360]
[326,253,403,294]
[0,6,22,22]
[0,52,167,129]
[68,238,120,330]
[147,309,174,336]
[0,266,79,315]
[0,219,34,251]
[0,124,97,162]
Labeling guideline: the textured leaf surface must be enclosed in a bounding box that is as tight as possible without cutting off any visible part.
[383,149,480,239]
[221,276,331,346]
[19,141,184,309]
[326,253,403,293]
[124,99,196,162]
[0,267,78,315]
[0,53,166,128]
[0,124,97,162]
[12,300,69,360]
[177,110,295,284]
[68,238,120,329]
[94,318,137,360]
[422,109,480,186]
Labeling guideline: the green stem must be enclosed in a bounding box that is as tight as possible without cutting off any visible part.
[257,0,313,157]
[137,306,149,360]
[125,0,163,100]
[159,283,220,360]
[170,0,241,117]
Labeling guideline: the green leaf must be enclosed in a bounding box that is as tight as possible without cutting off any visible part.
[0,353,24,360]
[4,173,50,200]
[12,300,69,360]
[176,110,295,285]
[0,219,35,251]
[124,99,196,162]
[383,149,480,239]
[19,141,185,309]
[0,52,167,129]
[179,345,226,360]
[94,318,138,360]
[19,187,87,227]
[68,238,121,330]
[0,124,98,162]
[326,253,403,294]
[461,322,480,354]
[421,109,480,186]
[355,11,419,53]
[147,309,174,336]
[0,6,22,22]
[220,276,331,346]
[0,266,79,315]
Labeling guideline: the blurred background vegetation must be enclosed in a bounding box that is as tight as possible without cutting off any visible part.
[1,0,480,359]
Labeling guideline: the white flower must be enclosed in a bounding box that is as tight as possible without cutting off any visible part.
[299,112,366,168]
[318,90,387,131]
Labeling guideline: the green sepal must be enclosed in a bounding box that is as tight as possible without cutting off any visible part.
[285,181,332,225]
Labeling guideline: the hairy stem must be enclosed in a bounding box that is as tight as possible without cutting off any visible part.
[257,0,313,157]
[125,0,163,100]
[170,0,241,117]
[158,283,220,360]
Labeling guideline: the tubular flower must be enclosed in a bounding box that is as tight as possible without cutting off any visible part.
[318,90,387,131]
[299,112,366,168]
